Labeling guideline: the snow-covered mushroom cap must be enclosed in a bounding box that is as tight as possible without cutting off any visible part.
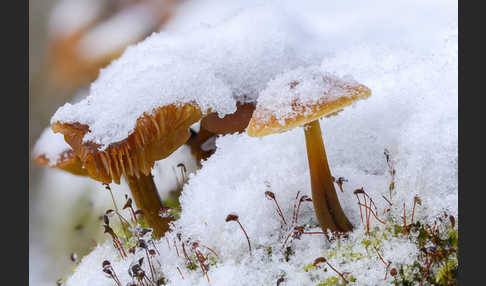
[52,103,203,184]
[32,128,88,176]
[247,66,371,137]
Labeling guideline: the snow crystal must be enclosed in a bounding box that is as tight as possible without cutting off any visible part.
[254,65,362,125]
[51,4,321,149]
[32,128,72,166]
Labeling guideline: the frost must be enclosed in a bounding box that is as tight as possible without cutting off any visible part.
[32,128,72,166]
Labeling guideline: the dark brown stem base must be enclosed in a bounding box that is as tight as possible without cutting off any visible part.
[126,173,171,238]
[304,120,353,233]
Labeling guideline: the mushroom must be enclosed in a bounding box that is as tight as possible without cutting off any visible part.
[246,66,371,233]
[52,103,203,237]
[187,102,256,161]
[201,102,256,135]
[32,127,88,176]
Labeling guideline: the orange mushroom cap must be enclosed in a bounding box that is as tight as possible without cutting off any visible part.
[247,71,371,137]
[52,103,202,184]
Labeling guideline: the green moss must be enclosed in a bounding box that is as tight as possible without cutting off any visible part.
[435,259,458,284]
[303,264,317,272]
[156,276,167,285]
[316,277,340,286]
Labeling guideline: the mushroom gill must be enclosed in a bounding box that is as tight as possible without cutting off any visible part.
[52,103,202,185]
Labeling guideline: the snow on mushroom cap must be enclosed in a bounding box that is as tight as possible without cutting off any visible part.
[50,4,321,150]
[51,57,235,149]
[247,65,371,137]
[32,128,72,167]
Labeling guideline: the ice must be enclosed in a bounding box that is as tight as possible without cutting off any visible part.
[51,4,321,149]
[32,128,72,166]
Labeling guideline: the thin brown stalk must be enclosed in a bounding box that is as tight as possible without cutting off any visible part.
[281,231,293,250]
[373,246,389,267]
[355,194,364,224]
[105,184,131,241]
[236,220,252,256]
[382,195,392,207]
[200,245,219,258]
[326,262,348,284]
[384,262,391,280]
[145,249,156,283]
[177,266,184,280]
[358,203,386,224]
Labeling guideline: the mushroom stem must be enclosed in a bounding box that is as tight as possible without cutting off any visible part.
[126,173,170,238]
[186,124,217,162]
[303,120,353,233]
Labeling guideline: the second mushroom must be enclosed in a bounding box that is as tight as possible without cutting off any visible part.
[247,66,371,233]
[52,103,203,238]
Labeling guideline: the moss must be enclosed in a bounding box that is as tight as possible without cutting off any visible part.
[303,264,317,272]
[156,276,167,285]
[284,246,293,262]
[316,276,340,286]
[435,259,458,284]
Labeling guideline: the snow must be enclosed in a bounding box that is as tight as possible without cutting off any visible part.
[32,128,72,166]
[44,0,457,285]
[77,3,162,62]
[50,4,322,149]
[253,65,363,126]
